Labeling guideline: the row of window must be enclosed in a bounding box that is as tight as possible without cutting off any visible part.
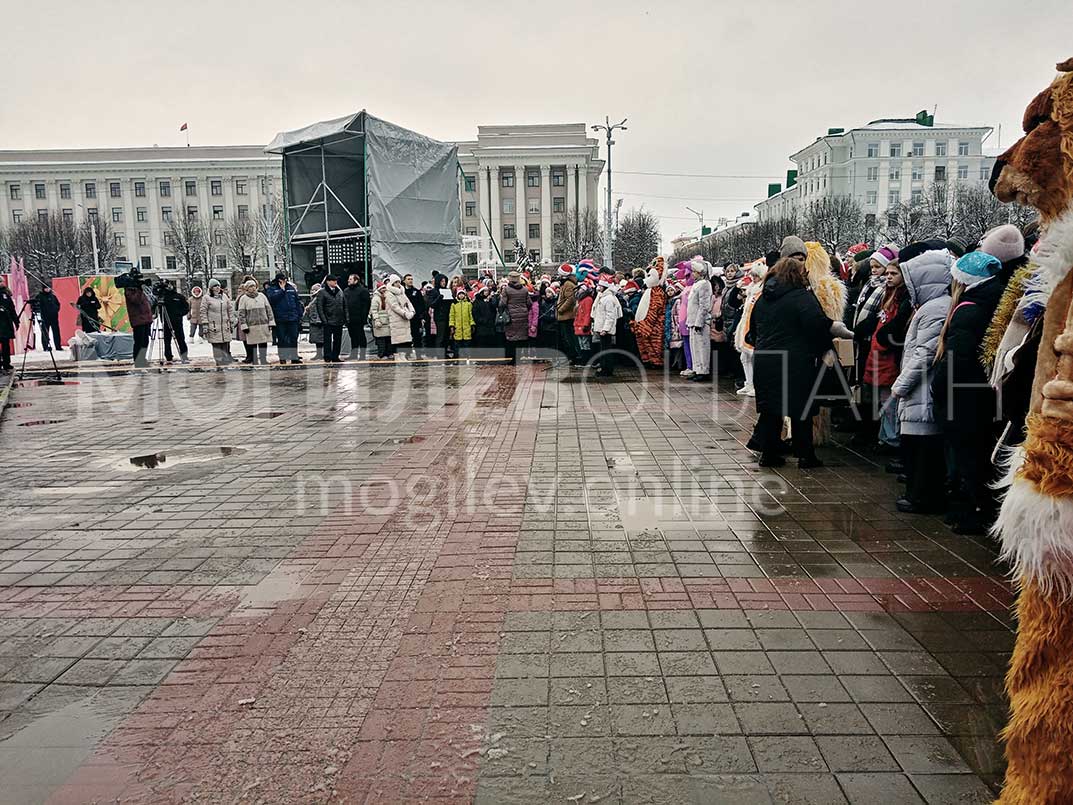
[865,164,987,182]
[501,224,545,240]
[10,204,250,226]
[864,140,970,159]
[464,197,568,218]
[462,172,567,192]
[7,178,259,202]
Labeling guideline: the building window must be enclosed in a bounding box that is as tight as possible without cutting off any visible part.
[866,191,877,205]
[981,165,991,181]
[889,167,901,181]
[161,206,172,222]
[214,230,225,246]
[958,141,970,156]
[11,210,21,224]
[159,180,171,197]
[260,176,268,195]
[465,201,475,217]
[552,172,565,187]
[60,183,71,199]
[62,209,73,224]
[935,142,947,157]
[140,256,152,272]
[134,181,146,197]
[464,227,478,236]
[504,250,515,263]
[911,165,923,181]
[237,205,248,220]
[112,207,123,223]
[464,175,476,192]
[935,165,947,182]
[866,166,879,181]
[86,208,98,222]
[527,173,539,187]
[136,207,147,222]
[186,205,198,219]
[242,254,251,268]
[888,189,901,205]
[466,253,478,267]
[911,189,923,204]
[553,197,565,213]
[553,222,566,239]
[163,232,174,246]
[85,182,96,198]
[37,209,49,222]
[183,180,195,196]
[138,232,149,247]
[865,143,878,158]
[114,233,124,247]
[110,181,122,198]
[8,184,19,201]
[216,254,227,269]
[889,143,902,158]
[502,173,514,188]
[528,224,540,239]
[529,249,540,263]
[210,180,222,196]
[957,164,969,180]
[235,180,247,195]
[213,205,223,220]
[34,183,46,199]
[166,256,177,271]
[912,142,924,157]
[502,198,514,214]
[503,224,515,240]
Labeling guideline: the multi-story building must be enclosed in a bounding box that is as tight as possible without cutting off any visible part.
[0,145,282,274]
[455,124,604,266]
[755,116,997,227]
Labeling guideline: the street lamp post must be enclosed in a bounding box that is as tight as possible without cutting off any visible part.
[592,116,627,272]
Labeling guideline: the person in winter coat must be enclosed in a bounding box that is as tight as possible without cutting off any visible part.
[500,271,532,365]
[314,276,348,362]
[890,245,953,514]
[369,283,392,358]
[862,262,912,450]
[403,274,427,354]
[0,281,19,372]
[734,262,768,396]
[676,265,695,376]
[187,285,204,340]
[537,286,558,354]
[264,273,304,364]
[747,256,837,468]
[344,273,371,360]
[114,270,153,367]
[76,287,102,334]
[631,262,667,367]
[385,275,415,355]
[574,283,595,365]
[33,284,62,351]
[428,274,452,353]
[592,278,623,377]
[449,288,475,357]
[931,250,1008,535]
[555,265,578,363]
[235,280,275,365]
[686,258,714,381]
[305,282,325,360]
[471,287,496,350]
[157,281,190,363]
[201,279,236,366]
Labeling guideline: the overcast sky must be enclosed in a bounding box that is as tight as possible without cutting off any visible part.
[3,0,1071,249]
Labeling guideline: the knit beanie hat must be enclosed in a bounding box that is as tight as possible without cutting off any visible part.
[945,238,968,258]
[979,224,1026,265]
[853,249,875,263]
[557,263,574,277]
[779,235,807,258]
[952,251,1002,287]
[208,279,221,289]
[872,245,899,267]
[897,239,947,265]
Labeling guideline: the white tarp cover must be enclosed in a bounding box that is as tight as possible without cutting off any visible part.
[265,113,359,153]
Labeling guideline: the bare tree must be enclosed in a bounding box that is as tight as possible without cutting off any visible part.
[958,182,1008,245]
[225,215,261,277]
[920,182,964,240]
[801,196,864,254]
[553,208,604,264]
[257,190,289,274]
[612,208,661,270]
[166,212,207,286]
[882,200,928,247]
[7,214,85,283]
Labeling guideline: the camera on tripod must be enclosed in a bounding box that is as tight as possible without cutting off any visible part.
[114,266,153,290]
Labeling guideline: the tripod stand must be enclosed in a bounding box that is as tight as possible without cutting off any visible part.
[147,299,186,366]
[16,301,63,384]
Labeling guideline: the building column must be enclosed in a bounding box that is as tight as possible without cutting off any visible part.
[487,165,500,258]
[566,166,577,232]
[540,166,552,263]
[515,164,527,264]
[578,165,589,220]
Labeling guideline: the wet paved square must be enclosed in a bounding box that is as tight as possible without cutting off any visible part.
[0,365,1009,803]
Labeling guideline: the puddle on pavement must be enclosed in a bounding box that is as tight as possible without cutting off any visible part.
[110,446,247,470]
[8,402,33,408]
[249,411,285,419]
[236,565,307,612]
[15,419,65,427]
[13,380,81,388]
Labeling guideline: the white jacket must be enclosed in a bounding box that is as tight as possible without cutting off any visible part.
[592,290,622,335]
[686,279,712,328]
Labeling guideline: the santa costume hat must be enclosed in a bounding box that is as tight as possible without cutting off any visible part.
[872,245,899,267]
[557,263,574,278]
[952,251,1002,288]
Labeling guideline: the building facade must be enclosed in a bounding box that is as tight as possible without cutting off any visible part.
[0,145,282,274]
[455,124,604,267]
[755,118,997,227]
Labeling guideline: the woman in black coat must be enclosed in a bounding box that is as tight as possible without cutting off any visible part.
[748,256,836,468]
[0,282,19,372]
[76,287,102,333]
[428,274,452,352]
[471,287,496,349]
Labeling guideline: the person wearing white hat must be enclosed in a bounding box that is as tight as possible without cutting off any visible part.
[686,258,714,381]
[591,278,622,376]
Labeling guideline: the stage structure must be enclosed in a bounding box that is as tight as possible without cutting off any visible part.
[266,111,461,287]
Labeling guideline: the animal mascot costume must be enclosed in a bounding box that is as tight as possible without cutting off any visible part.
[804,242,849,445]
[990,57,1073,804]
[632,256,667,367]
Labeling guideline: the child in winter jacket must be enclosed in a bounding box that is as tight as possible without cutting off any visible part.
[574,285,594,364]
[592,280,623,377]
[449,289,474,358]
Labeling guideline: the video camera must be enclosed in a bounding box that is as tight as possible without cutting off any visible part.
[114,266,153,290]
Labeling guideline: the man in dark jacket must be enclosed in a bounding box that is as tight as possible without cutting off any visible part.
[0,281,19,372]
[32,284,62,351]
[115,269,154,367]
[264,272,304,364]
[403,274,426,354]
[315,275,347,362]
[344,273,371,360]
[159,281,190,363]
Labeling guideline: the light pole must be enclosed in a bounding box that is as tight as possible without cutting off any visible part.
[592,116,627,272]
[686,206,705,238]
[77,203,100,271]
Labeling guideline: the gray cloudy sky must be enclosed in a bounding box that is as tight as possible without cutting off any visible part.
[3,0,1071,249]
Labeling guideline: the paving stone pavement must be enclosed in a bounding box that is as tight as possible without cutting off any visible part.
[0,364,1011,804]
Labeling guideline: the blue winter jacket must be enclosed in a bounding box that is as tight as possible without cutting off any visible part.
[265,283,304,324]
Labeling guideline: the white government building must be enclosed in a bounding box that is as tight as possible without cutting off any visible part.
[754,115,998,226]
[0,123,605,276]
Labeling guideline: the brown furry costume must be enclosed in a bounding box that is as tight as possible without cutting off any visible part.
[990,57,1073,805]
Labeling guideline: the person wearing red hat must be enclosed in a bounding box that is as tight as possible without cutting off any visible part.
[555,264,578,364]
